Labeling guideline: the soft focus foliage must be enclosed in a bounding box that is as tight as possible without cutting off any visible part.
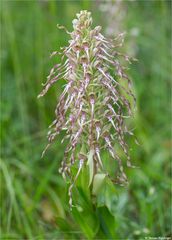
[1,1,171,239]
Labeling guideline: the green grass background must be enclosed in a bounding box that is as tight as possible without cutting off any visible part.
[1,0,171,239]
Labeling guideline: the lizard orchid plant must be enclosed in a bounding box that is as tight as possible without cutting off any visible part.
[38,10,137,209]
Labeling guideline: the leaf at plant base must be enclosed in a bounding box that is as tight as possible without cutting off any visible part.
[87,149,94,186]
[72,206,99,239]
[56,217,72,232]
[92,173,106,195]
[96,206,117,239]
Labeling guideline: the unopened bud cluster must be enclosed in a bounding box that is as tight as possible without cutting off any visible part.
[38,10,137,208]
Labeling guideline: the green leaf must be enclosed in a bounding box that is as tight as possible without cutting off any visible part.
[92,173,106,195]
[71,188,99,238]
[96,178,118,217]
[87,149,94,187]
[56,217,76,232]
[72,207,99,239]
[80,166,90,199]
[96,206,117,239]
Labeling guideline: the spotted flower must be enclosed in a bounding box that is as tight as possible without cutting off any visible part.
[38,10,137,208]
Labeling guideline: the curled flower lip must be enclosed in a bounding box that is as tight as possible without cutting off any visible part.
[95,145,103,168]
[95,120,101,140]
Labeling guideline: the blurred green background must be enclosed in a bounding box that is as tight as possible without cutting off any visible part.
[1,0,171,239]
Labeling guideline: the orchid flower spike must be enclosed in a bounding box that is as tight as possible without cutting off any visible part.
[38,10,138,209]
